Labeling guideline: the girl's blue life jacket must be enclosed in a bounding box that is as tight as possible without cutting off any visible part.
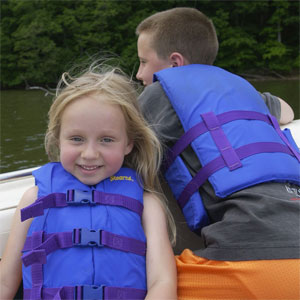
[20,162,147,300]
[154,64,300,232]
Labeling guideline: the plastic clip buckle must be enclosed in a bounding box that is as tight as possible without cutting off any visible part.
[75,285,104,300]
[75,228,102,247]
[67,190,95,205]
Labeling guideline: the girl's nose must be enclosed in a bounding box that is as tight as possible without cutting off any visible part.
[81,142,99,160]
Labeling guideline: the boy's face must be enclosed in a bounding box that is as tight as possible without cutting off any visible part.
[136,32,172,86]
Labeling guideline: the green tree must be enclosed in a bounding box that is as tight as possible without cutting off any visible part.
[258,0,299,72]
[1,0,299,88]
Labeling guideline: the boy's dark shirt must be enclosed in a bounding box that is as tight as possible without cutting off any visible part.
[139,80,300,261]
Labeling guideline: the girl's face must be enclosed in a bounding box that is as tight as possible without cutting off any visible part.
[59,95,133,186]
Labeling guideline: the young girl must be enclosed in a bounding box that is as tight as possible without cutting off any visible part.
[0,64,177,300]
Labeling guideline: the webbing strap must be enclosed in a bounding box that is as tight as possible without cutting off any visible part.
[21,190,143,222]
[23,284,146,300]
[30,231,44,300]
[22,228,146,267]
[202,112,242,170]
[21,193,66,221]
[177,142,296,209]
[163,110,271,171]
[268,114,300,162]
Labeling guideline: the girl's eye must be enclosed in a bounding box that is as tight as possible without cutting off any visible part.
[101,137,113,143]
[70,136,83,142]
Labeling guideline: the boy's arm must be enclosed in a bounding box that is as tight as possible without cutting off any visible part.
[260,92,294,125]
[277,97,295,125]
[142,192,177,300]
[0,186,37,300]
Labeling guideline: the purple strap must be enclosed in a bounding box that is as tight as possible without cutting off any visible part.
[100,230,146,256]
[24,285,146,299]
[22,231,72,266]
[178,142,296,209]
[21,193,66,221]
[268,114,300,162]
[104,286,146,299]
[29,231,44,300]
[201,112,242,171]
[21,190,143,222]
[22,228,146,266]
[163,110,271,171]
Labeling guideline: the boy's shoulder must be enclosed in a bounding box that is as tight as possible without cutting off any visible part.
[139,81,170,117]
[139,81,164,100]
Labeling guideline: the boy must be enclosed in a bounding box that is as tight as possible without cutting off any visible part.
[136,7,300,299]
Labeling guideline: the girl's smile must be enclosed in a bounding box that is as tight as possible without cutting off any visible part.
[78,164,100,170]
[77,164,102,175]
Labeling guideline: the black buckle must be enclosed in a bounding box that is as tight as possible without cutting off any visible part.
[73,228,102,247]
[67,190,95,205]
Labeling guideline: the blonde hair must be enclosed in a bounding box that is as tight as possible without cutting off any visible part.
[136,7,218,65]
[45,62,176,244]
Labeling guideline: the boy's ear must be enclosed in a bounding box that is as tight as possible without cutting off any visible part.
[169,52,186,67]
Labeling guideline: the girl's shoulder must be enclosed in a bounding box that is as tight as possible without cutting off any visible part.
[18,186,38,210]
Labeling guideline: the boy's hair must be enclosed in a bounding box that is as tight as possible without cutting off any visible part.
[45,62,176,244]
[136,7,218,65]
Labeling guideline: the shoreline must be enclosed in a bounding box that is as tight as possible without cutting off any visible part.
[238,72,299,82]
[2,69,300,90]
[247,76,299,82]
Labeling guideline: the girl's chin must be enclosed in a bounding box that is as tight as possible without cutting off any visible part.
[77,177,101,186]
[74,171,103,186]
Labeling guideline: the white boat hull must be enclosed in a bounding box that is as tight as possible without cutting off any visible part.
[0,170,36,257]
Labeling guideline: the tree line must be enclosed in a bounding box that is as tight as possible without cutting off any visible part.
[1,0,299,89]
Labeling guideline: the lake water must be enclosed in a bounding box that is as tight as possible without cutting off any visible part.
[1,79,299,173]
[1,90,52,173]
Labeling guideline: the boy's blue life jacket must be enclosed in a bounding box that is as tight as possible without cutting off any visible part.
[21,162,147,300]
[154,64,300,232]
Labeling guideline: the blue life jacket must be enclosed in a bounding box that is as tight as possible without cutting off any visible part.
[21,162,147,300]
[154,64,300,232]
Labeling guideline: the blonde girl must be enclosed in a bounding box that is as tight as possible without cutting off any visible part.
[0,63,177,300]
